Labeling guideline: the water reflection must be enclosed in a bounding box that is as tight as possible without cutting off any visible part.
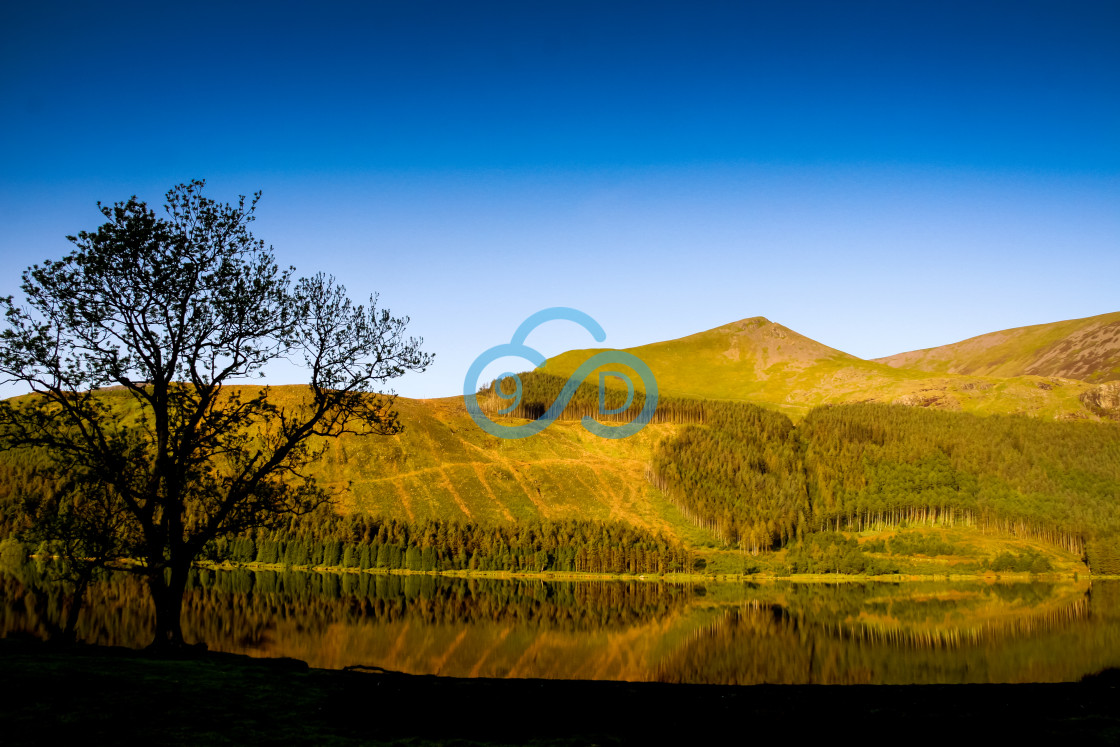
[2,562,1118,684]
[659,582,1116,684]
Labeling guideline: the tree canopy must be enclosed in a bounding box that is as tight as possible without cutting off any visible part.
[0,180,432,647]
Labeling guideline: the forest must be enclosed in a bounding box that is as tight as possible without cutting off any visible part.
[649,401,1120,573]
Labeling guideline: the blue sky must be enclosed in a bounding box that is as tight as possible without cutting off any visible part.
[2,1,1117,398]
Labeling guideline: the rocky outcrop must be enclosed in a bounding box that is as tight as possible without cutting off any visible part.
[1080,381,1120,420]
[891,390,962,410]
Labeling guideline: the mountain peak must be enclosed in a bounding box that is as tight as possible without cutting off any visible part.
[717,316,772,330]
[678,316,853,361]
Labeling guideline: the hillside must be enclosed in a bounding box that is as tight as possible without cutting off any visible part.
[302,386,1120,573]
[0,387,709,548]
[541,316,1100,420]
[311,395,692,535]
[875,311,1120,383]
[4,313,1120,574]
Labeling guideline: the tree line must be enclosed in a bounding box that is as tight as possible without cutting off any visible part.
[477,370,710,425]
[251,514,692,575]
[6,504,694,577]
[800,404,1120,571]
[0,444,694,576]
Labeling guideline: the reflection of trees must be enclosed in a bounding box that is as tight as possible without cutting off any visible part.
[4,565,1120,685]
[658,582,1120,684]
[771,581,1091,643]
[0,565,697,648]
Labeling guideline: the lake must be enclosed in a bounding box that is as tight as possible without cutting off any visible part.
[2,564,1118,684]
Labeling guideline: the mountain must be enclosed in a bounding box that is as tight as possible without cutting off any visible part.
[541,316,1098,420]
[4,311,1118,575]
[874,311,1120,383]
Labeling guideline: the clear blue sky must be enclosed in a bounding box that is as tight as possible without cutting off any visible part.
[2,1,1117,398]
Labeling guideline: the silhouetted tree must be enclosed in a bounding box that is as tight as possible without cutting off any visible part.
[0,180,432,648]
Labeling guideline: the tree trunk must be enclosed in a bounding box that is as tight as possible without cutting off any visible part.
[61,575,91,645]
[147,561,190,649]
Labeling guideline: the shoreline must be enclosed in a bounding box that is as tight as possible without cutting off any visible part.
[193,559,1113,583]
[27,553,1115,582]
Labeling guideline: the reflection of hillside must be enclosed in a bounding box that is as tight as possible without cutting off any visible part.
[658,582,1120,684]
[3,568,1120,684]
[0,568,709,678]
[272,610,711,677]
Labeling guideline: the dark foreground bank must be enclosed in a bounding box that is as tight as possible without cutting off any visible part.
[1,639,1118,746]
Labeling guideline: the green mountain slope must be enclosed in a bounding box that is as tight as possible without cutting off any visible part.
[874,311,1120,383]
[542,316,1099,420]
[0,387,710,547]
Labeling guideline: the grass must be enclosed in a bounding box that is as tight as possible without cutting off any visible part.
[0,639,613,746]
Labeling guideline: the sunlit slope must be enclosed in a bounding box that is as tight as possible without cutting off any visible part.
[875,311,1120,383]
[0,386,702,543]
[542,317,1096,419]
[279,391,699,540]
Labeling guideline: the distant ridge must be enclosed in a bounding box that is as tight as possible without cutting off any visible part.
[875,311,1120,383]
[541,314,1104,419]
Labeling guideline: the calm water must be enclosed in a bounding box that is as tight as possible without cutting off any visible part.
[3,564,1119,684]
